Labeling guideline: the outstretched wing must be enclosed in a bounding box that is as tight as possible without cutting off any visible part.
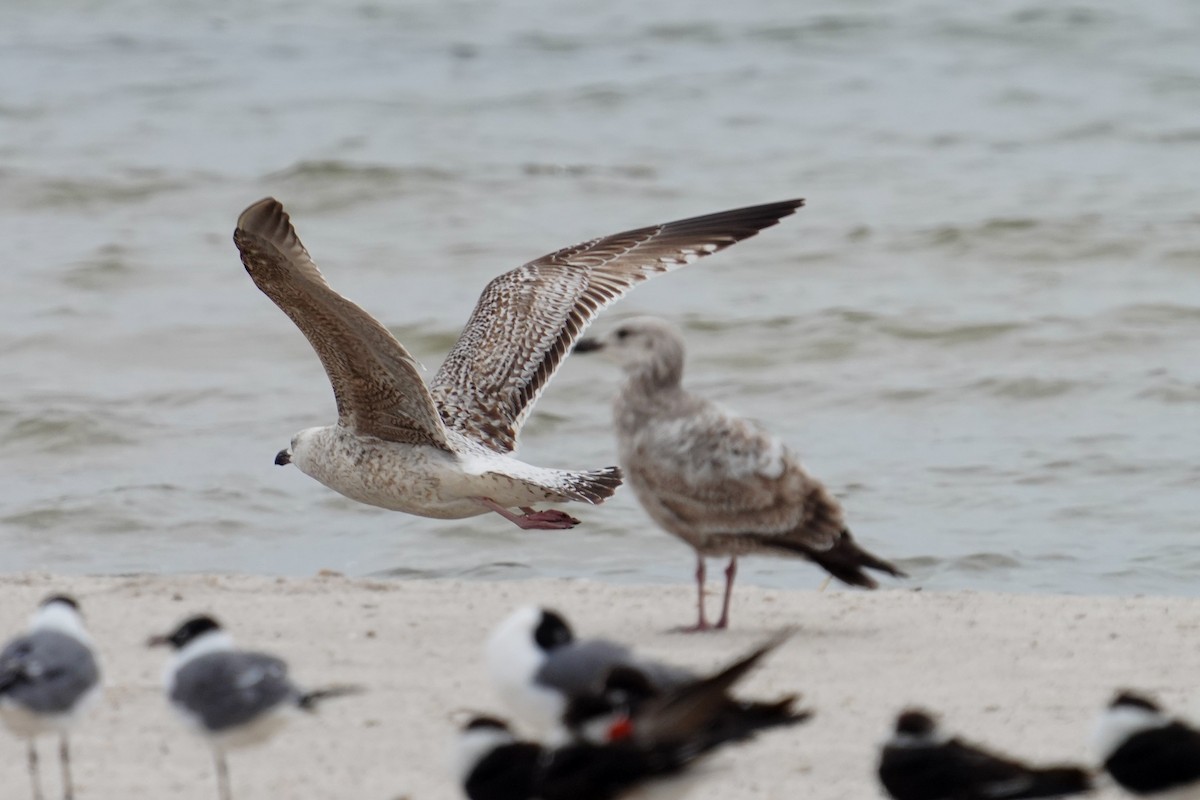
[234,198,450,448]
[431,199,805,453]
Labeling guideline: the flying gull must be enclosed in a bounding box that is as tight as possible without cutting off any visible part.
[878,709,1093,800]
[575,317,905,630]
[233,197,803,530]
[149,614,359,800]
[1093,690,1200,796]
[0,595,101,800]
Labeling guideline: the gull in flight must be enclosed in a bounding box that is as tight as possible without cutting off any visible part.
[233,197,803,530]
[576,317,904,630]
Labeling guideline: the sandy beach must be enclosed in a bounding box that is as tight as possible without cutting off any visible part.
[0,574,1191,799]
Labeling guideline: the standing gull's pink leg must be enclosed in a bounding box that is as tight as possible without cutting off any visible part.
[674,555,712,633]
[715,557,738,629]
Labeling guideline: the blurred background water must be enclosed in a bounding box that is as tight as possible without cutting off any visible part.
[1,0,1197,594]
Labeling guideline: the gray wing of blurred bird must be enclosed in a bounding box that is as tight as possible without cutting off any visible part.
[622,629,811,749]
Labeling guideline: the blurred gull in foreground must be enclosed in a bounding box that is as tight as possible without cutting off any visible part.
[1093,690,1200,797]
[485,606,806,742]
[878,708,1092,800]
[0,595,101,800]
[576,317,905,630]
[462,624,809,800]
[149,614,359,800]
[233,197,802,531]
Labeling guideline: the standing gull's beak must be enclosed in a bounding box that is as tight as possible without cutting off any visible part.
[275,449,292,466]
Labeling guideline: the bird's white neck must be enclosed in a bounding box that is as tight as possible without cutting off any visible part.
[30,603,92,645]
[1093,705,1169,761]
[173,630,236,668]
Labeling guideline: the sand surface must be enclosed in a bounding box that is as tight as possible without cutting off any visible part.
[0,574,1193,799]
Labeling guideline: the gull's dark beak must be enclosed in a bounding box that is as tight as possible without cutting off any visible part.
[275,449,292,466]
[574,338,603,354]
[146,633,171,648]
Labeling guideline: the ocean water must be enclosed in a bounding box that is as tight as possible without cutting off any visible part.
[1,0,1197,594]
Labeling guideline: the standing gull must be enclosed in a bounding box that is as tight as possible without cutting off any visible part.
[149,615,358,800]
[0,595,101,800]
[575,317,905,630]
[233,197,803,530]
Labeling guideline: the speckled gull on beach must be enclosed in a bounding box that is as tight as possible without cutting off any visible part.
[576,317,904,630]
[233,197,803,532]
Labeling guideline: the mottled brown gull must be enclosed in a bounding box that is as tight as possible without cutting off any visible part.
[233,197,804,530]
[576,317,905,629]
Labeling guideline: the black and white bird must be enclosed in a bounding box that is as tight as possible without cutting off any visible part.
[878,709,1093,800]
[0,595,101,800]
[455,715,707,800]
[485,606,805,744]
[485,606,691,737]
[575,317,904,631]
[149,615,358,800]
[458,640,808,800]
[562,629,811,750]
[1093,690,1200,796]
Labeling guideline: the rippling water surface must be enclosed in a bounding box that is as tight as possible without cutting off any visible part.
[2,0,1198,594]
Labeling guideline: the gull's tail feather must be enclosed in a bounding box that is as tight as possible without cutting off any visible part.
[560,466,624,505]
[757,529,906,589]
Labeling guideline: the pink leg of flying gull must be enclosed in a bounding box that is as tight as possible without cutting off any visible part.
[475,498,580,530]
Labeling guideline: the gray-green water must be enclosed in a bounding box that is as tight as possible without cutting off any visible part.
[2,1,1198,594]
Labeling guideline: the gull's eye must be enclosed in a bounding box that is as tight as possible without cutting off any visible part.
[615,328,630,340]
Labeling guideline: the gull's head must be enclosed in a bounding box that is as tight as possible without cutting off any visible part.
[576,317,685,384]
[487,606,574,662]
[453,716,519,783]
[30,594,91,643]
[1093,690,1171,761]
[148,614,232,655]
[278,427,325,470]
[485,607,573,679]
